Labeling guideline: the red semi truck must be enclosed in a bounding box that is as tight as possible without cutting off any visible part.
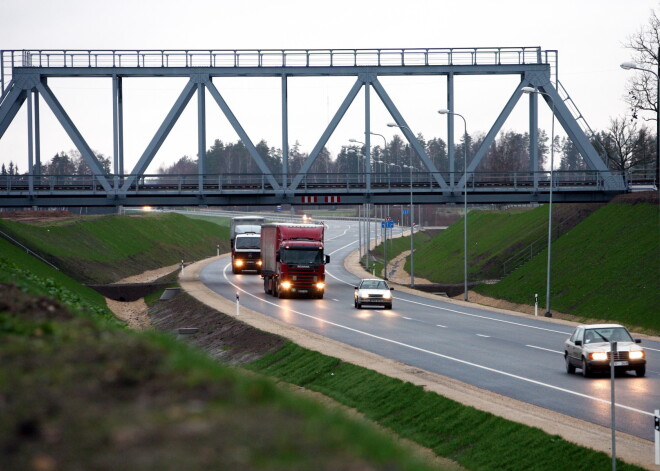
[261,223,330,299]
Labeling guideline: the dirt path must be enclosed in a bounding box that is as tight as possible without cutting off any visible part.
[105,263,181,330]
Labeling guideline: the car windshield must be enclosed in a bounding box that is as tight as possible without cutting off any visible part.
[583,327,633,344]
[235,236,260,249]
[280,248,323,264]
[361,280,388,290]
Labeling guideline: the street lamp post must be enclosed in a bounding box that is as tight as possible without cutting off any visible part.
[621,57,660,188]
[387,123,415,287]
[349,139,370,271]
[520,87,555,317]
[437,109,469,301]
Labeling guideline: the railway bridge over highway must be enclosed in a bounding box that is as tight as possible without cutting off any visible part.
[0,47,632,207]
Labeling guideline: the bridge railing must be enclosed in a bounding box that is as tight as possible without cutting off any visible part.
[1,47,548,92]
[0,170,625,195]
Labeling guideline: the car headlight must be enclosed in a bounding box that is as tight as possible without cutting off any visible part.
[280,281,292,290]
[234,259,244,267]
[315,282,325,290]
[629,351,645,360]
[361,293,369,299]
[383,291,392,299]
[590,352,608,361]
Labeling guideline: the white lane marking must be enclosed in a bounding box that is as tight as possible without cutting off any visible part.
[527,345,563,354]
[325,243,569,336]
[476,334,490,338]
[220,263,653,418]
[643,346,660,353]
[332,298,340,302]
[436,324,447,328]
[402,316,412,320]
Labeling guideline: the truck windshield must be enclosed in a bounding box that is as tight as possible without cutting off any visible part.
[281,248,323,265]
[235,236,260,249]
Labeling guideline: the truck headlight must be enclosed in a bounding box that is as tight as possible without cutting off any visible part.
[629,351,645,360]
[234,259,244,267]
[281,281,292,290]
[315,282,325,290]
[256,260,262,266]
[590,352,608,361]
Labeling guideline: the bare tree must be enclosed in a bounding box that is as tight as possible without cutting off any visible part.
[624,7,659,120]
[595,118,654,171]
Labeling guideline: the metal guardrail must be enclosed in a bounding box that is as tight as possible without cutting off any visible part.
[0,227,60,270]
[1,47,552,93]
[0,170,623,196]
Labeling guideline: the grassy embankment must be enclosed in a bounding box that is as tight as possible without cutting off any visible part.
[369,199,659,332]
[0,230,447,471]
[0,212,648,470]
[0,212,230,283]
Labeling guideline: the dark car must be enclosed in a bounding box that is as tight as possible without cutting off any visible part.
[563,324,646,377]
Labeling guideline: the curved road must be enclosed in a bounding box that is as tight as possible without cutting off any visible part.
[199,218,660,441]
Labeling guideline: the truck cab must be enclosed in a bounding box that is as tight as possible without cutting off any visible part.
[232,232,262,274]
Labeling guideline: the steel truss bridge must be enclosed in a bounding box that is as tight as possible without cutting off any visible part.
[0,47,628,207]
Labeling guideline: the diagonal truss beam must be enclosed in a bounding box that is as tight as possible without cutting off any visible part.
[457,80,527,189]
[122,79,197,192]
[205,78,281,192]
[371,77,448,191]
[36,80,112,192]
[534,81,623,190]
[289,77,365,192]
[0,82,27,140]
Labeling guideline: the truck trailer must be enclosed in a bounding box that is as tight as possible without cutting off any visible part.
[261,223,330,299]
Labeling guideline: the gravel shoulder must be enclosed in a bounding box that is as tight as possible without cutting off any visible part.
[106,254,657,470]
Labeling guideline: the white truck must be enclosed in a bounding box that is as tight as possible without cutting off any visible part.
[230,216,265,274]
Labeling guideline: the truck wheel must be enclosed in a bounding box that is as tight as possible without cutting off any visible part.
[264,278,271,295]
[636,365,646,377]
[232,266,238,274]
[277,284,287,299]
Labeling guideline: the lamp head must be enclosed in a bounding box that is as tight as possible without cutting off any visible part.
[521,86,538,94]
[437,108,450,115]
[387,123,398,128]
[620,62,637,70]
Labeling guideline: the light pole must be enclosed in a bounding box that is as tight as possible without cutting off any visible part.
[521,87,555,317]
[621,58,660,188]
[349,138,370,271]
[438,109,469,301]
[387,123,415,287]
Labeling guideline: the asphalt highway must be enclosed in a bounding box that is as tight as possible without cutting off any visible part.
[199,219,660,441]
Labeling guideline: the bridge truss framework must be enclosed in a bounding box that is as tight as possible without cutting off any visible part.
[0,48,626,207]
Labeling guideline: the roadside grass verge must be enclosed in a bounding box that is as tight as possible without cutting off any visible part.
[364,231,433,278]
[0,266,449,471]
[0,213,229,284]
[476,201,660,332]
[247,342,644,471]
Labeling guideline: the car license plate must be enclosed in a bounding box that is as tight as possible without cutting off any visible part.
[298,290,308,294]
[613,361,628,366]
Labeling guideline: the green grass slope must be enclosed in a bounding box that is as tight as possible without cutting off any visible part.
[412,204,599,284]
[0,267,444,471]
[248,343,643,471]
[0,213,230,284]
[476,201,659,331]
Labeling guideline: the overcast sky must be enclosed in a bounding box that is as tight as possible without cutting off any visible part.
[0,0,657,172]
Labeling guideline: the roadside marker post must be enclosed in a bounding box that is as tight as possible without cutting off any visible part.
[236,292,240,316]
[655,409,659,465]
[534,294,538,317]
